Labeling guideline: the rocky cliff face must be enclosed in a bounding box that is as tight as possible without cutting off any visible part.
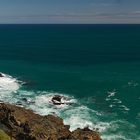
[0,103,101,140]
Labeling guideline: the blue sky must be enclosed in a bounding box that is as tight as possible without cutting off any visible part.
[0,0,140,23]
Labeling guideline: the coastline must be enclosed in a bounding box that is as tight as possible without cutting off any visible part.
[1,24,140,139]
[0,103,101,140]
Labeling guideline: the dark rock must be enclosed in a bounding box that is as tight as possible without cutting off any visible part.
[16,133,36,140]
[0,100,4,103]
[83,127,91,131]
[0,73,4,77]
[23,122,31,133]
[51,95,74,106]
[21,98,28,102]
[16,101,22,106]
[51,95,64,105]
[52,95,62,102]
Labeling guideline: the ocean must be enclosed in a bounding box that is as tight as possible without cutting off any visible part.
[0,24,140,140]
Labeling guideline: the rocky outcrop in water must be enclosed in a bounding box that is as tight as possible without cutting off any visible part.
[72,127,101,140]
[0,103,101,140]
[51,95,63,105]
[0,73,4,77]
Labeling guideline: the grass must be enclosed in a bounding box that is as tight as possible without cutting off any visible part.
[0,129,11,140]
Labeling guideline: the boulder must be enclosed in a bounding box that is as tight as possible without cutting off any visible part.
[72,127,102,140]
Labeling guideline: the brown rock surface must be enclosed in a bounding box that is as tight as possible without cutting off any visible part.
[0,103,101,140]
[72,127,101,140]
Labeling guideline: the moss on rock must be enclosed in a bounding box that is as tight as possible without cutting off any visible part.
[0,129,11,140]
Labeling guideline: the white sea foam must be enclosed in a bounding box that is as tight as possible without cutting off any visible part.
[34,93,77,107]
[105,90,130,113]
[100,120,139,140]
[64,115,93,131]
[109,104,116,108]
[25,93,104,132]
[93,122,111,132]
[0,87,137,139]
[0,73,138,139]
[26,92,77,116]
[62,105,110,133]
[65,117,136,139]
[64,105,94,131]
[113,98,122,104]
[0,73,20,93]
[119,105,130,111]
[105,98,111,101]
[128,81,139,87]
[101,135,127,140]
[107,91,116,98]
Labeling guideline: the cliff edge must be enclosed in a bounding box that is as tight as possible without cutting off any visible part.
[0,103,101,140]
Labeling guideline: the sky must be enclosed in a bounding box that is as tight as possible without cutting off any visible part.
[0,0,140,23]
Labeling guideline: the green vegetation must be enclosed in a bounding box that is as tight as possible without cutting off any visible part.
[0,129,11,140]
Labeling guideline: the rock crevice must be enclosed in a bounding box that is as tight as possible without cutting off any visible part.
[0,103,101,140]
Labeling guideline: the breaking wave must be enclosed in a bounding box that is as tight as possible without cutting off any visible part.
[0,72,21,93]
[0,72,139,140]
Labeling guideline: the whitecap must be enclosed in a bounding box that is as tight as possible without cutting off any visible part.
[0,72,21,103]
[0,74,137,139]
[34,93,77,107]
[0,72,21,93]
[119,105,130,111]
[101,135,127,140]
[63,105,95,131]
[105,98,111,101]
[108,91,116,98]
[64,115,93,131]
[128,81,139,87]
[109,104,116,108]
[93,122,111,132]
[113,98,122,104]
[24,92,78,116]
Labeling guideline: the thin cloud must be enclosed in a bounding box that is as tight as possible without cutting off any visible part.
[90,2,119,7]
[0,3,140,24]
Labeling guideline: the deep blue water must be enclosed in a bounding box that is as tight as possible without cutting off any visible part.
[0,24,140,140]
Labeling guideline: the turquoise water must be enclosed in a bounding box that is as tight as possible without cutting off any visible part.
[0,24,140,139]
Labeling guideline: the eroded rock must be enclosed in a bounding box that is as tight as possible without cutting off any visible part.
[0,103,101,140]
[72,127,102,140]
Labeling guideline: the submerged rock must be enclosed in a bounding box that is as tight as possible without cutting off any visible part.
[0,103,101,140]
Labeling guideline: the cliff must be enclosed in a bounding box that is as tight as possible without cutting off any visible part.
[0,103,101,140]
